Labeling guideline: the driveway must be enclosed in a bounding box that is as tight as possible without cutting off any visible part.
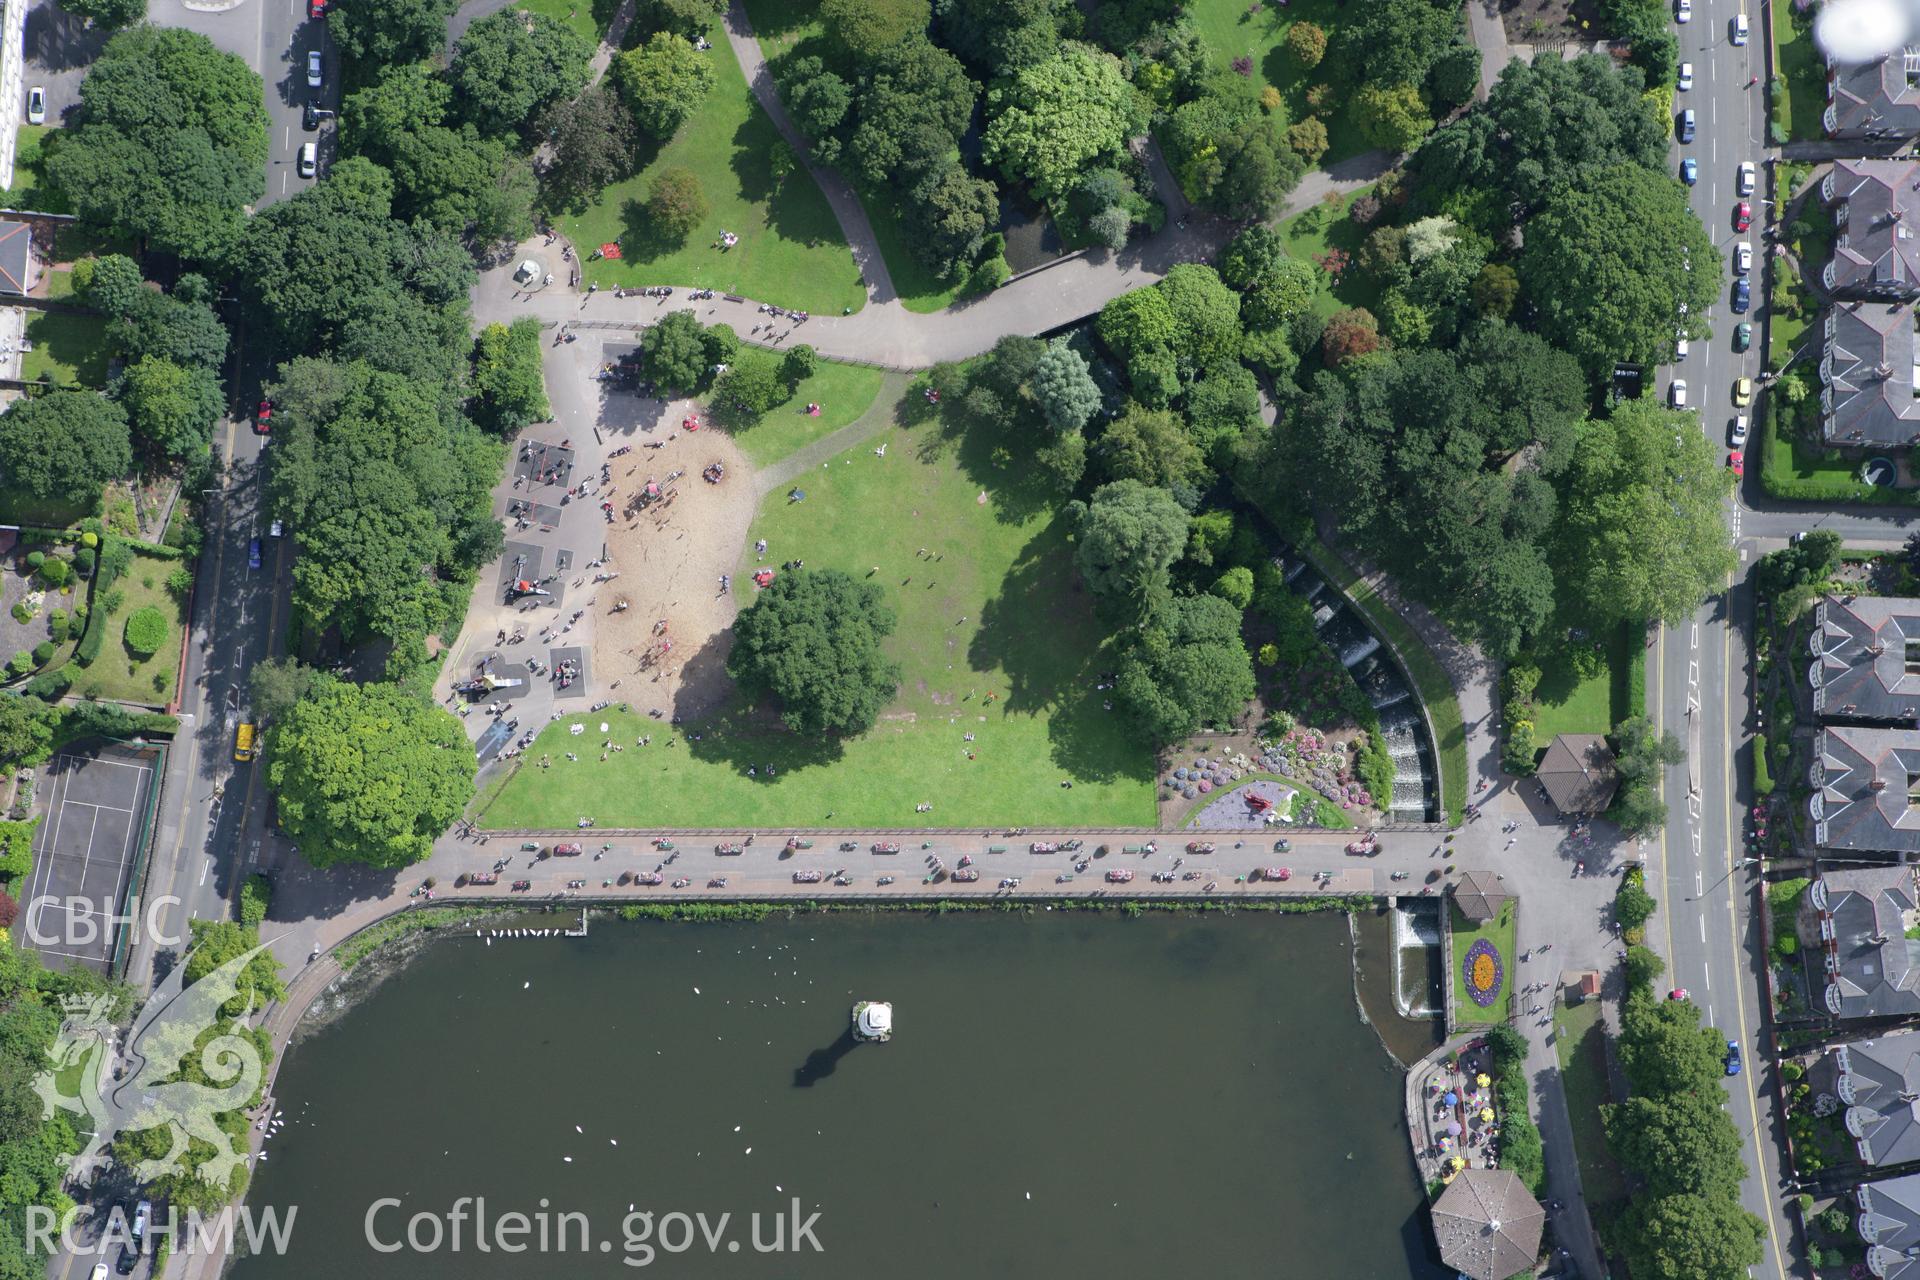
[21,0,107,125]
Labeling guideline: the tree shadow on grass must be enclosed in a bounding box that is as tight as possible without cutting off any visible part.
[728,100,848,253]
[675,632,852,779]
[909,404,1060,528]
[970,526,1152,789]
[617,196,697,267]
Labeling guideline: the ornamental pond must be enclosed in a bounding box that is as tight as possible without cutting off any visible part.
[231,910,1450,1279]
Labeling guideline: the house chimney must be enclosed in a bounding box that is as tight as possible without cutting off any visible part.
[1872,778,1891,790]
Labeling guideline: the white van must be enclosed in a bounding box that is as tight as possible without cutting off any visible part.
[298,141,316,178]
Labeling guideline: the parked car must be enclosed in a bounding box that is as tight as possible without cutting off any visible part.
[1727,450,1745,477]
[1729,415,1749,448]
[255,398,273,433]
[1734,241,1752,274]
[310,0,328,15]
[298,141,317,178]
[1675,333,1689,360]
[1677,108,1695,143]
[26,87,45,125]
[1678,61,1693,90]
[1732,278,1751,312]
[1676,0,1691,21]
[1668,987,1690,1000]
[1681,156,1698,185]
[792,870,822,883]
[1725,1040,1743,1075]
[1105,868,1134,883]
[1738,160,1756,195]
[270,519,284,538]
[1733,10,1749,43]
[1733,321,1752,351]
[1734,200,1752,231]
[307,50,323,88]
[1733,376,1753,407]
[1669,379,1688,408]
[247,536,262,570]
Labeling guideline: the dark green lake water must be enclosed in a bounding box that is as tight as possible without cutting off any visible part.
[231,912,1448,1279]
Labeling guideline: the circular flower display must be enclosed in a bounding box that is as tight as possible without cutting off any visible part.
[1463,939,1504,1007]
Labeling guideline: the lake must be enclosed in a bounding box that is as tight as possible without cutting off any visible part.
[230,910,1449,1279]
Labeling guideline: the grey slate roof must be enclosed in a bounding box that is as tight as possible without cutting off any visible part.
[1833,1030,1920,1166]
[1824,160,1920,299]
[1810,595,1920,723]
[1430,1168,1544,1280]
[1827,51,1920,140]
[1813,727,1920,856]
[1858,1171,1920,1278]
[1810,867,1920,1018]
[1536,734,1618,814]
[1819,303,1920,449]
[1453,871,1509,925]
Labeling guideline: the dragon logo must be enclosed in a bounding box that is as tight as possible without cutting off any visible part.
[36,941,272,1186]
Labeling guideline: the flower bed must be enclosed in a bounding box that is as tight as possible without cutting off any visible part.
[1463,938,1504,1008]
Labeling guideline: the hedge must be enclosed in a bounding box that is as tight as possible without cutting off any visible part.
[20,669,70,700]
[1752,733,1773,796]
[48,703,176,752]
[122,606,168,657]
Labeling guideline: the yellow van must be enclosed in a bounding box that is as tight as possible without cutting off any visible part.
[234,723,255,763]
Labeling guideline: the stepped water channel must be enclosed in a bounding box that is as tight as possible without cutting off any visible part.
[1281,557,1440,823]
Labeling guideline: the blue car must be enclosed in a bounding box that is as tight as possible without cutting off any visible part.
[1732,279,1751,313]
[1725,1040,1742,1076]
[248,537,262,571]
[1681,157,1698,185]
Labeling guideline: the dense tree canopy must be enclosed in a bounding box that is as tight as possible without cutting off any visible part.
[1604,1093,1746,1199]
[636,0,726,39]
[982,42,1143,200]
[1116,592,1255,743]
[449,9,592,138]
[727,570,902,736]
[470,318,550,436]
[642,311,713,392]
[1073,479,1188,625]
[1613,1194,1766,1280]
[822,0,930,62]
[615,32,715,140]
[1161,85,1304,220]
[47,26,267,261]
[118,358,223,461]
[328,0,461,69]
[538,86,638,210]
[265,679,474,869]
[1521,162,1720,378]
[1334,0,1464,90]
[1032,339,1100,433]
[264,358,501,647]
[939,0,1064,71]
[1556,399,1735,629]
[1415,54,1666,216]
[0,391,131,504]
[59,0,146,27]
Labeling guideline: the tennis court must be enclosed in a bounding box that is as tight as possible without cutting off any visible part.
[17,743,156,973]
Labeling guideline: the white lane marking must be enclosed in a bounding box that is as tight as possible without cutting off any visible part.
[1691,622,1699,649]
[1699,915,1708,942]
[1703,965,1711,990]
[199,856,211,886]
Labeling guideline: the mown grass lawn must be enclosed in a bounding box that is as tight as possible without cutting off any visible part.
[1449,900,1516,1025]
[1553,995,1631,1208]
[1277,185,1378,318]
[1531,623,1635,741]
[484,403,1159,830]
[737,0,969,313]
[0,125,66,214]
[1773,4,1827,142]
[1183,0,1366,163]
[69,550,184,706]
[23,311,110,387]
[708,356,888,467]
[560,31,867,314]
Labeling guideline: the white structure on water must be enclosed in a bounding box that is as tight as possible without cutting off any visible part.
[852,1001,892,1042]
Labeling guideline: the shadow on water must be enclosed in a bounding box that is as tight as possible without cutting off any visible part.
[792,1028,860,1087]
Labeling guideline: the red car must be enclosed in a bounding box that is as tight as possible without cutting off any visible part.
[1733,201,1752,232]
[310,0,327,16]
[1727,450,1745,477]
[254,399,273,434]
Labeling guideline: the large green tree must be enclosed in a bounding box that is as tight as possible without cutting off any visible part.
[470,318,549,436]
[642,311,712,393]
[265,680,474,869]
[1333,0,1464,90]
[1116,593,1255,743]
[982,42,1143,200]
[614,32,715,140]
[1556,398,1735,628]
[850,37,978,190]
[0,391,130,504]
[939,0,1063,71]
[727,570,902,736]
[1072,479,1188,625]
[636,0,726,39]
[1613,1193,1766,1280]
[1100,401,1202,490]
[118,357,223,461]
[264,358,500,646]
[1163,87,1304,219]
[46,26,267,261]
[537,86,639,210]
[821,0,930,62]
[1618,992,1726,1097]
[449,9,592,138]
[1031,338,1099,433]
[57,0,146,27]
[1521,162,1719,378]
[1604,1092,1746,1199]
[328,0,461,69]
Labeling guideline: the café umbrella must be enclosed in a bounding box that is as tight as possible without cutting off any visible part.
[1480,1108,1495,1122]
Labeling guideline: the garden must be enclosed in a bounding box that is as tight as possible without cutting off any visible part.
[58,539,187,707]
[1772,1,1828,144]
[0,536,85,683]
[1449,899,1516,1024]
[482,404,1160,829]
[22,311,111,389]
[1182,0,1369,164]
[560,27,868,315]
